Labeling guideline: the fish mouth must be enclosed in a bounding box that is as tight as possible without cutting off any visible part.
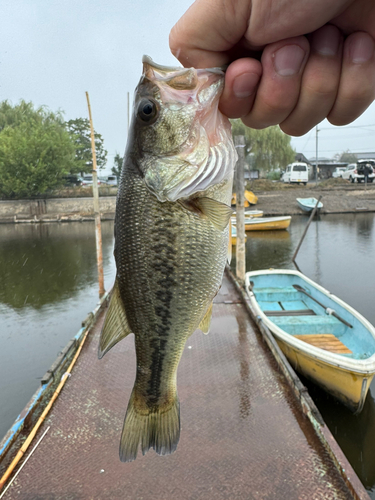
[142,55,225,76]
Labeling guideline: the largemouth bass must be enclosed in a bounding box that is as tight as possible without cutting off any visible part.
[99,56,237,462]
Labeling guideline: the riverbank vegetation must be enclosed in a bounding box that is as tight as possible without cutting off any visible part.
[0,100,107,199]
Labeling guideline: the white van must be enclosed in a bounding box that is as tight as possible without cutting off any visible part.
[281,162,309,185]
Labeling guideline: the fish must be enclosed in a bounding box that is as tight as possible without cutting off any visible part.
[98,55,237,462]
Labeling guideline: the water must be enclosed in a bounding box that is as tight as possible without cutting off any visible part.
[0,221,116,441]
[1,215,375,495]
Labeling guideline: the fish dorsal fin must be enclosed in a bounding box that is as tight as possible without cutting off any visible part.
[199,302,213,335]
[98,279,132,359]
[184,197,233,231]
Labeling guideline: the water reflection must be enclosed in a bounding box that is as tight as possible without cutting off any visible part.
[302,378,375,491]
[236,314,251,419]
[0,222,114,309]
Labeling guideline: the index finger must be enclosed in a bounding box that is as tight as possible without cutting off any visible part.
[169,0,252,68]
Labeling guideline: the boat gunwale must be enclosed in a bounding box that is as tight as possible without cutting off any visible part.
[232,215,291,224]
[245,269,375,374]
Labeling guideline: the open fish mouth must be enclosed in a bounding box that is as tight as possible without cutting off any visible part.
[142,55,226,78]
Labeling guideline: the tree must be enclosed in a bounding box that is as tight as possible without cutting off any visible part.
[231,120,295,173]
[66,118,107,174]
[339,150,358,163]
[112,153,124,177]
[0,100,76,198]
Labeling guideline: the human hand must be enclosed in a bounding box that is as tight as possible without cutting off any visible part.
[169,0,375,136]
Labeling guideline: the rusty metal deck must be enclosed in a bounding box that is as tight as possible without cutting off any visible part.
[1,273,368,499]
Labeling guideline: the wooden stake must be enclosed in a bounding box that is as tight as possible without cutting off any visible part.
[235,135,246,284]
[85,92,105,298]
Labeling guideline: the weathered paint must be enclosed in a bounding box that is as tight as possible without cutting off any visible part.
[276,338,375,413]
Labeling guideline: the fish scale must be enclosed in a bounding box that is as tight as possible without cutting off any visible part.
[98,56,236,462]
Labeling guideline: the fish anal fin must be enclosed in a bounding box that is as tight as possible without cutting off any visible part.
[181,197,233,231]
[199,302,213,335]
[98,279,132,359]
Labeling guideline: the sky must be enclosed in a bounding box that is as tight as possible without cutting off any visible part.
[2,0,375,174]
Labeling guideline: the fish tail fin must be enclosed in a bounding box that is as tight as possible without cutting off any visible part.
[119,391,180,462]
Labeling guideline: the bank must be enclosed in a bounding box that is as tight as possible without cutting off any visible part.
[1,181,375,223]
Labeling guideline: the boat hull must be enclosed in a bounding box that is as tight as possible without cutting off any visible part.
[245,216,291,231]
[297,198,323,212]
[232,216,291,231]
[276,336,373,413]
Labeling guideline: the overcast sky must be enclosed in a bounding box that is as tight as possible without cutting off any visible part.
[2,0,375,173]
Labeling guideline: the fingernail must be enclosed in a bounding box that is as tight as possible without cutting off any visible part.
[348,35,374,63]
[273,45,305,76]
[232,72,260,98]
[312,26,340,56]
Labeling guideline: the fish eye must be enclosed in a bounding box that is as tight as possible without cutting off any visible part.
[137,99,158,124]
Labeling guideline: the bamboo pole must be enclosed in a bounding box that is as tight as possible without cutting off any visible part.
[0,326,91,491]
[292,196,322,263]
[85,92,105,298]
[235,135,246,284]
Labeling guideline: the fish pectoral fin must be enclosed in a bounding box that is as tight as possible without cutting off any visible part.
[199,302,213,335]
[98,279,132,359]
[183,197,234,231]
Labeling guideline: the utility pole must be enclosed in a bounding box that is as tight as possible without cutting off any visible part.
[127,92,130,134]
[85,91,105,298]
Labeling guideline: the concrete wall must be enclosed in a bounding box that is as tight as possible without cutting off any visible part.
[0,196,116,222]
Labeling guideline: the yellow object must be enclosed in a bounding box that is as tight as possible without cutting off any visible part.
[276,337,374,412]
[231,190,258,207]
[232,216,291,231]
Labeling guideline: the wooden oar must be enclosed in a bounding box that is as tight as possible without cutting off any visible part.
[293,284,353,328]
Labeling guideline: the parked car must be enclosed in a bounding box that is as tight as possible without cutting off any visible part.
[332,167,346,178]
[356,160,375,183]
[106,175,118,186]
[341,162,375,183]
[63,175,82,186]
[81,175,103,186]
[281,162,308,185]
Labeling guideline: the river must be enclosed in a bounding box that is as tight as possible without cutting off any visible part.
[1,214,375,496]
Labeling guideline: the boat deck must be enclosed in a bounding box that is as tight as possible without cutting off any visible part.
[1,272,368,499]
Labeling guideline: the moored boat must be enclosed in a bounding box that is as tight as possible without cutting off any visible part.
[232,215,291,231]
[297,197,323,212]
[231,190,258,207]
[233,209,263,218]
[245,269,375,413]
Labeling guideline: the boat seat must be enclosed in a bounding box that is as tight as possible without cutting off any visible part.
[294,334,352,354]
[272,314,345,335]
[265,309,315,317]
[254,286,300,302]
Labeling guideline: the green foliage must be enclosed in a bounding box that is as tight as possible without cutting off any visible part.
[0,100,76,198]
[112,152,123,177]
[231,120,295,173]
[339,150,357,163]
[66,118,107,174]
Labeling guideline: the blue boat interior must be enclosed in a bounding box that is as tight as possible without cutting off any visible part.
[250,273,375,360]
